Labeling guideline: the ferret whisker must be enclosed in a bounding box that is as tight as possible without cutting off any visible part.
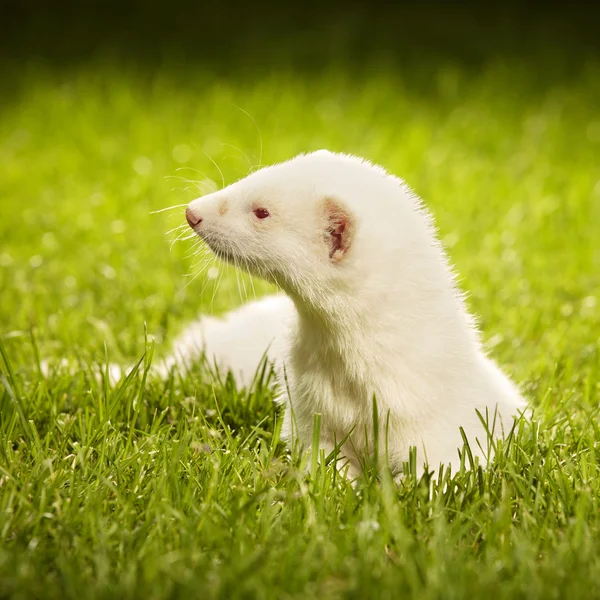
[180,271,202,291]
[184,250,209,267]
[192,245,211,264]
[229,250,242,304]
[220,143,252,170]
[181,254,215,291]
[228,103,263,171]
[229,238,249,303]
[194,253,219,298]
[183,259,208,275]
[239,266,249,304]
[180,265,200,289]
[209,254,226,310]
[181,185,203,194]
[259,259,279,292]
[221,155,246,169]
[165,175,203,185]
[170,230,196,251]
[190,257,215,273]
[231,258,241,306]
[233,242,249,304]
[150,203,188,215]
[166,174,217,196]
[248,272,257,301]
[170,229,190,245]
[192,144,226,190]
[180,232,198,242]
[195,239,211,253]
[183,242,207,261]
[245,256,260,301]
[233,258,241,303]
[165,223,188,236]
[172,171,217,193]
[184,257,212,279]
[175,167,211,176]
[183,250,202,264]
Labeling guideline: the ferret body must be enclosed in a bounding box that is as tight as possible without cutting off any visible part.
[178,150,526,476]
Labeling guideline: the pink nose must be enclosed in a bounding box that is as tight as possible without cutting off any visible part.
[186,207,203,229]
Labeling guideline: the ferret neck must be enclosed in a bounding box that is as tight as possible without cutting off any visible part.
[289,287,375,344]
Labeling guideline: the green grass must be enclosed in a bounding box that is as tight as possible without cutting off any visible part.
[1,20,600,599]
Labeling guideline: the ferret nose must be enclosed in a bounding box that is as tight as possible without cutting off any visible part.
[186,206,203,229]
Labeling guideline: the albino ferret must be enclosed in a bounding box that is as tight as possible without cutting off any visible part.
[168,150,526,476]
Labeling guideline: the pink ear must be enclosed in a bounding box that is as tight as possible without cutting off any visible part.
[323,198,355,262]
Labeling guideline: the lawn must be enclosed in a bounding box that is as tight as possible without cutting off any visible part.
[1,4,600,598]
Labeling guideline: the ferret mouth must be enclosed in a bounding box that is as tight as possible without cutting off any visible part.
[197,230,269,280]
[199,232,238,264]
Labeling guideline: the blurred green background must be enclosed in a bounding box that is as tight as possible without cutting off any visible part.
[1,2,600,597]
[2,1,598,376]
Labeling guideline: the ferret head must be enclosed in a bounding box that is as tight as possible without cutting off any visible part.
[185,150,428,306]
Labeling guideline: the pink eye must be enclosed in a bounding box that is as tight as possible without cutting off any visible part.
[253,208,270,219]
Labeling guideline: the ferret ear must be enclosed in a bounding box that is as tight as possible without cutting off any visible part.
[322,198,355,263]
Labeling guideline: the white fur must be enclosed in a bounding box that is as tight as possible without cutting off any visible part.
[156,294,294,385]
[176,150,527,476]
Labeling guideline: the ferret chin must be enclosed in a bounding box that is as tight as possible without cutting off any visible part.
[173,149,527,477]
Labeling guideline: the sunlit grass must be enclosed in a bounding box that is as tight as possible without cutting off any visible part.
[1,44,599,598]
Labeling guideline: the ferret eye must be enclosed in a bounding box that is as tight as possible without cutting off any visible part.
[253,208,270,219]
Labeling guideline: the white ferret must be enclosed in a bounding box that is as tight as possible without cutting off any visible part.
[164,150,526,477]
